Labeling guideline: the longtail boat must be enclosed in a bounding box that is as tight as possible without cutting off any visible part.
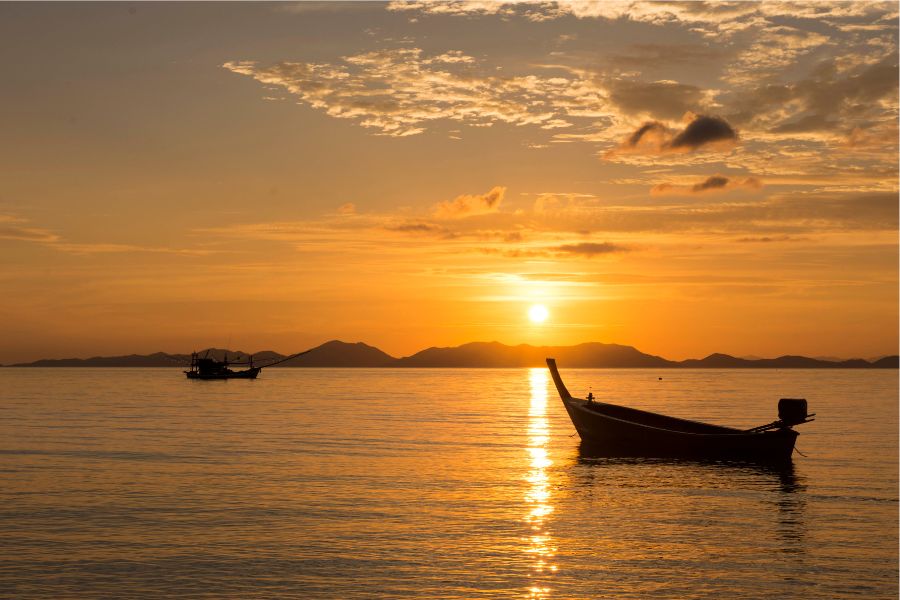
[546,358,813,462]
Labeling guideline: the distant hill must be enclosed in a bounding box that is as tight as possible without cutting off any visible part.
[12,352,191,368]
[394,341,672,368]
[276,340,396,367]
[871,356,900,368]
[678,353,896,369]
[7,340,898,369]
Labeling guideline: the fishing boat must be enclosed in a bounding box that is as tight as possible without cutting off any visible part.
[184,352,260,380]
[184,349,312,380]
[546,358,813,461]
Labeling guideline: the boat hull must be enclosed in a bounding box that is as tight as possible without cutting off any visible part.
[185,367,260,380]
[564,398,797,461]
[548,358,798,462]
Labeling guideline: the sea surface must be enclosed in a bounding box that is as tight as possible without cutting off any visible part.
[0,368,897,599]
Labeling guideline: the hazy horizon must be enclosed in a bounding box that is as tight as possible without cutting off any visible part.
[6,337,899,366]
[2,1,897,364]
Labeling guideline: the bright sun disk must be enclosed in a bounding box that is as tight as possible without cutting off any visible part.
[529,304,549,323]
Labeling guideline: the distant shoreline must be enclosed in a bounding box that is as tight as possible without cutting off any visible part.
[5,340,898,369]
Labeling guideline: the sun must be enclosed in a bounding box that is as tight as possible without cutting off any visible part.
[528,304,549,324]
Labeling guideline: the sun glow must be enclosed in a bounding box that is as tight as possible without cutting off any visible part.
[529,304,549,324]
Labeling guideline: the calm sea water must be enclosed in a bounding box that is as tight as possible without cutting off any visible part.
[0,368,896,598]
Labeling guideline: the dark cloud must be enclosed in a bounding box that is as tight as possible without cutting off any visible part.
[693,175,730,192]
[728,58,899,135]
[554,242,628,256]
[669,116,738,150]
[386,222,446,234]
[803,58,898,120]
[627,121,668,146]
[609,114,738,158]
[652,175,763,195]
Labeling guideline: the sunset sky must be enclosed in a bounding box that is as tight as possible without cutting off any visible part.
[1,1,898,363]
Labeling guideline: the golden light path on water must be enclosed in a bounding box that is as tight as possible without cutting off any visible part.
[526,368,557,599]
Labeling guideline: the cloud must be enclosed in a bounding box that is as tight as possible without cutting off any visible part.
[387,0,515,18]
[196,189,897,273]
[0,214,217,256]
[384,221,453,237]
[224,50,610,137]
[519,191,899,235]
[727,57,899,140]
[606,79,709,120]
[553,242,628,256]
[387,1,895,36]
[477,240,630,259]
[0,216,60,243]
[434,186,506,219]
[690,175,730,192]
[670,115,739,150]
[736,235,807,243]
[607,114,738,158]
[609,43,726,68]
[626,121,666,146]
[387,0,756,25]
[651,175,763,195]
[338,203,357,215]
[724,25,832,85]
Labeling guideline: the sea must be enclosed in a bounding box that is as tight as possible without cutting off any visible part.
[0,368,897,599]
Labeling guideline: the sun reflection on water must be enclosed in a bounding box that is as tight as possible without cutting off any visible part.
[525,369,557,598]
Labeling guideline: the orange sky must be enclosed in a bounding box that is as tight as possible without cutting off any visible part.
[1,1,898,363]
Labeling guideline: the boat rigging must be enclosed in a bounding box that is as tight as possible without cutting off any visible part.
[184,348,313,380]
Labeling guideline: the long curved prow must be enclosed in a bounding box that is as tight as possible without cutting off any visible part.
[546,358,572,400]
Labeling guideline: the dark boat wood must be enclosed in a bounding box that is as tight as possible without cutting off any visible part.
[546,358,811,462]
[184,354,260,380]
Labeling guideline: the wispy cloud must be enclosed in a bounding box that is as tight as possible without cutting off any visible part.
[0,216,60,243]
[553,242,629,256]
[0,214,216,256]
[224,50,607,137]
[388,1,896,35]
[435,186,506,219]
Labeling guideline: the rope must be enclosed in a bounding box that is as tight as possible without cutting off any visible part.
[180,348,315,368]
[255,348,314,368]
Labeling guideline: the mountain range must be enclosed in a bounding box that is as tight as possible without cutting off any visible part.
[7,340,898,368]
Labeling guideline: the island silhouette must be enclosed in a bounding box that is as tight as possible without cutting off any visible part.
[7,340,898,369]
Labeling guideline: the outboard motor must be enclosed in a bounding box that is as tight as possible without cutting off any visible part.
[778,398,809,426]
[746,398,814,433]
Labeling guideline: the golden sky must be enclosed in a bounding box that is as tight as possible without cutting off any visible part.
[1,1,898,363]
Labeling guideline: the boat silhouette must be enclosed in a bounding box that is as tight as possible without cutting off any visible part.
[546,358,814,462]
[185,349,311,380]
